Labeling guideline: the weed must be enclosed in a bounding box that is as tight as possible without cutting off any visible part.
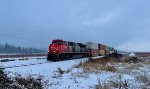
[53,67,71,78]
[95,83,110,89]
[95,79,110,89]
[125,63,144,70]
[57,68,65,75]
[105,66,116,72]
[136,73,150,84]
[143,59,150,65]
[109,75,128,89]
[0,68,49,89]
[15,73,49,89]
[0,68,15,88]
[77,57,117,73]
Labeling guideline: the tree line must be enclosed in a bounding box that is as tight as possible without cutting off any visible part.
[0,43,47,54]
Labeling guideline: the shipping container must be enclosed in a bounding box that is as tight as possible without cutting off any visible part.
[98,44,106,50]
[86,42,98,50]
[105,46,110,55]
[109,47,113,51]
[99,50,105,55]
[106,46,109,51]
[88,49,99,56]
[86,42,98,56]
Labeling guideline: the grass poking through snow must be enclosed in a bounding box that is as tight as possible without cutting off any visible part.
[77,56,118,73]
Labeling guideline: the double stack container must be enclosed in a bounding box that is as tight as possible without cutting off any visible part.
[98,44,106,55]
[86,42,99,56]
[105,46,110,55]
[109,47,113,54]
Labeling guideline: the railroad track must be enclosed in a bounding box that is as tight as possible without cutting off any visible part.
[0,56,102,69]
[0,61,51,69]
[0,54,47,58]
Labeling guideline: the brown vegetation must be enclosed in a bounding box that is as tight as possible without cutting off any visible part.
[77,57,119,73]
[95,75,128,89]
[0,68,48,89]
[136,73,150,84]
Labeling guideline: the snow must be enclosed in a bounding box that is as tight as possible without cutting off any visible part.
[0,56,46,60]
[90,56,103,59]
[1,56,150,89]
[129,53,136,57]
[3,58,88,76]
[0,57,47,68]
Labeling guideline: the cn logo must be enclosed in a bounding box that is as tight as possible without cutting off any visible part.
[51,46,58,50]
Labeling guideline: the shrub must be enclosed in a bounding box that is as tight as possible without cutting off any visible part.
[15,74,49,89]
[95,79,110,89]
[77,57,117,73]
[109,75,128,89]
[57,67,65,75]
[0,68,20,89]
[95,83,110,89]
[105,66,116,72]
[136,73,150,84]
[0,68,48,89]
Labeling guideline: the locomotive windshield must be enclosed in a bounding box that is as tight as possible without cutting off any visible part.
[52,40,63,45]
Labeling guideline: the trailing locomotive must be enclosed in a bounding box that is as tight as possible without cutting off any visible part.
[47,39,117,61]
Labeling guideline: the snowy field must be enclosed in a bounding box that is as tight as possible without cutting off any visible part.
[0,57,47,68]
[1,56,150,89]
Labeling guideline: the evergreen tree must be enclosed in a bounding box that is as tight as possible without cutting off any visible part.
[0,43,46,54]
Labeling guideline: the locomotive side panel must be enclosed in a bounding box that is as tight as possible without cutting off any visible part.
[59,45,69,53]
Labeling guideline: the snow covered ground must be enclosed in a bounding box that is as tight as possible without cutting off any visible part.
[0,56,46,60]
[1,56,150,89]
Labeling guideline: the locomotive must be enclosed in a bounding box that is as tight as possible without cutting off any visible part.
[47,39,116,61]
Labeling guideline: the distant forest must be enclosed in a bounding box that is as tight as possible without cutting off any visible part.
[0,43,46,54]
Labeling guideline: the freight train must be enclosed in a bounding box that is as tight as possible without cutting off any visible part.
[47,39,117,61]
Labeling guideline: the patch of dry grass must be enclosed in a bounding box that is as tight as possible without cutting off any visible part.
[143,59,150,65]
[15,74,49,89]
[0,68,49,89]
[95,78,110,89]
[136,72,150,89]
[76,56,150,88]
[119,56,148,64]
[108,75,128,89]
[77,57,118,73]
[0,69,16,89]
[95,75,128,89]
[125,63,144,70]
[136,73,150,84]
[78,55,150,74]
[52,67,72,78]
[95,82,110,89]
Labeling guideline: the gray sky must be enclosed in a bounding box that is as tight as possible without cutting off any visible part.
[0,0,150,52]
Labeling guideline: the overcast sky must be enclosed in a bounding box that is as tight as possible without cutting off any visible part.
[0,0,150,51]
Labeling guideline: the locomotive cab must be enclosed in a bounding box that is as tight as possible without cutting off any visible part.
[48,40,62,54]
[47,39,69,61]
[48,39,64,54]
[52,40,63,45]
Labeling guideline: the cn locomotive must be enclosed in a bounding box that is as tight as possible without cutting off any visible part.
[47,39,117,61]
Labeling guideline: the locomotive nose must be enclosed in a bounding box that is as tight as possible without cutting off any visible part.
[49,44,59,54]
